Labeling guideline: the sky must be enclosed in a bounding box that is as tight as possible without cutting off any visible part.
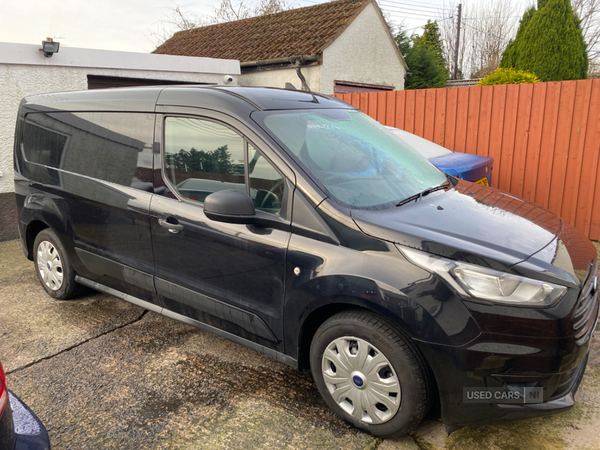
[0,0,457,54]
[0,0,214,53]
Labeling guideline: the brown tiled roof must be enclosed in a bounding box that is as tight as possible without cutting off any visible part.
[153,0,371,63]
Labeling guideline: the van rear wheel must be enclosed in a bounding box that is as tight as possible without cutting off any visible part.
[33,229,80,300]
[309,311,432,437]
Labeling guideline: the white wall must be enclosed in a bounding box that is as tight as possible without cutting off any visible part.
[240,65,321,92]
[0,42,240,194]
[320,2,406,94]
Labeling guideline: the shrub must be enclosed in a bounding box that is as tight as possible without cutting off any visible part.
[478,68,541,86]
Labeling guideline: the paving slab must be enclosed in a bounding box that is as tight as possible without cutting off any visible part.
[2,240,378,449]
[7,311,377,449]
[0,239,145,372]
[379,435,421,450]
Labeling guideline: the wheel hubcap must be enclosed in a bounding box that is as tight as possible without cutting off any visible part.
[321,336,401,424]
[37,240,64,291]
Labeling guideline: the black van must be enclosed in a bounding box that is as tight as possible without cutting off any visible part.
[14,86,599,437]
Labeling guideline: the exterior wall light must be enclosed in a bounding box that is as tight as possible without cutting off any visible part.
[41,38,60,58]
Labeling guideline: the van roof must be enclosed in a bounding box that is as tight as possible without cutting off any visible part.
[21,85,353,113]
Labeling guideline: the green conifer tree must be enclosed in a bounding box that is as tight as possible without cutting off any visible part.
[501,6,536,69]
[394,25,411,56]
[412,20,446,70]
[394,23,448,90]
[499,0,588,81]
[404,44,448,89]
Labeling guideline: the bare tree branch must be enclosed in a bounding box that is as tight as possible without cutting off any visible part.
[439,0,470,78]
[465,0,519,77]
[149,0,294,49]
[440,0,526,79]
[148,2,209,48]
[213,0,294,23]
[572,0,600,61]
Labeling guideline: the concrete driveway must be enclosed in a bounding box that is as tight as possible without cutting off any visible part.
[1,239,599,450]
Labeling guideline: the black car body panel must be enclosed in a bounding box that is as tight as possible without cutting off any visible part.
[9,392,51,450]
[351,182,561,272]
[0,359,50,450]
[14,86,599,432]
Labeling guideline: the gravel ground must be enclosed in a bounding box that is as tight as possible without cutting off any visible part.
[1,239,599,450]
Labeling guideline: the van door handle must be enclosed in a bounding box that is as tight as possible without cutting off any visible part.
[158,218,184,233]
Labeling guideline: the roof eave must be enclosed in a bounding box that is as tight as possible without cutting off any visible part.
[240,54,321,68]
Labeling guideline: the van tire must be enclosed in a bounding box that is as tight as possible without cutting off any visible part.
[33,229,81,300]
[309,311,432,438]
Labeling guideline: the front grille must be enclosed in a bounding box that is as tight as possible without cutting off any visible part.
[573,260,599,345]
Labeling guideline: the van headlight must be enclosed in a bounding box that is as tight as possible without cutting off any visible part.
[399,246,567,307]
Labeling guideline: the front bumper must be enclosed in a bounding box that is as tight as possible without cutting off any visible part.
[418,237,599,429]
[420,266,598,430]
[419,326,594,428]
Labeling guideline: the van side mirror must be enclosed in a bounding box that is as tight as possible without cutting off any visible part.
[204,190,256,224]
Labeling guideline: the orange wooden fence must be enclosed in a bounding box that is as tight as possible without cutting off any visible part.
[336,79,600,241]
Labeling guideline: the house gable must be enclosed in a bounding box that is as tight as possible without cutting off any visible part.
[320,1,407,93]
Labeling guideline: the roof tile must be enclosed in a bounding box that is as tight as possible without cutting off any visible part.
[153,0,370,63]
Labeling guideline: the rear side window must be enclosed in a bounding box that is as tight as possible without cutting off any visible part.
[22,112,154,188]
[22,123,67,168]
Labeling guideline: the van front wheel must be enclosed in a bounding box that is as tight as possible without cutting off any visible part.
[309,311,431,437]
[33,229,80,300]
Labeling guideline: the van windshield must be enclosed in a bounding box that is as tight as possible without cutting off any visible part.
[254,109,447,209]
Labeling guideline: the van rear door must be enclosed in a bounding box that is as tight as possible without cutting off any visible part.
[20,111,158,303]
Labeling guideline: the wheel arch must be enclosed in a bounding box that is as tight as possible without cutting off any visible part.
[24,220,50,260]
[19,191,71,261]
[296,298,423,371]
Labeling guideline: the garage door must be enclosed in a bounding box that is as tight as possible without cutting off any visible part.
[87,75,213,90]
[334,80,394,94]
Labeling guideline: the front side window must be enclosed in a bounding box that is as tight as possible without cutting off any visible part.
[163,117,284,216]
[248,144,284,215]
[164,117,245,203]
[254,109,447,210]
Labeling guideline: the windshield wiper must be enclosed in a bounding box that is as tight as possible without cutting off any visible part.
[396,181,450,207]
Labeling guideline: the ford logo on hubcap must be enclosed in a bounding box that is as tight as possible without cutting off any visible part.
[352,375,364,387]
